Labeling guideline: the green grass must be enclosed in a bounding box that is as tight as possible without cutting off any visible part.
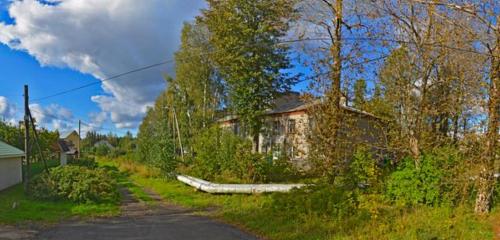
[0,184,119,224]
[0,159,121,225]
[129,174,494,240]
[99,160,154,204]
[95,158,496,239]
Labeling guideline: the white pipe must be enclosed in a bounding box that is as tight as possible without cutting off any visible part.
[177,175,305,194]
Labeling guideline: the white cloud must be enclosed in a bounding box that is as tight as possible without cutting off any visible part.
[29,103,75,132]
[0,96,17,124]
[80,111,108,136]
[0,0,205,129]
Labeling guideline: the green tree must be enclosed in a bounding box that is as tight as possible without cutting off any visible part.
[201,0,298,150]
[136,91,176,175]
[353,78,367,109]
[166,22,225,156]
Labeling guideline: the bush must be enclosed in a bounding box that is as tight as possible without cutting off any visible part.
[95,144,110,156]
[345,148,381,192]
[190,126,299,183]
[29,166,119,203]
[68,158,98,169]
[271,183,358,221]
[386,155,442,206]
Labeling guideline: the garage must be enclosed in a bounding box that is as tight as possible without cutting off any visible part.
[0,140,24,191]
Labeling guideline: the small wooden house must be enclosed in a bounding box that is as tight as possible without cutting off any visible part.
[57,130,80,165]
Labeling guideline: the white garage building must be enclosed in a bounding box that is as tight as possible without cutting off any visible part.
[0,140,24,191]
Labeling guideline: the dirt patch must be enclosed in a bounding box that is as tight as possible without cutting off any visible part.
[0,226,37,240]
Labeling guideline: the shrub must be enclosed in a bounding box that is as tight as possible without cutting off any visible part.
[271,183,358,221]
[29,166,119,203]
[386,155,442,206]
[95,144,110,156]
[345,148,381,192]
[68,158,98,169]
[190,126,300,183]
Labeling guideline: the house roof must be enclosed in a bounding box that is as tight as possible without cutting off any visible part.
[218,92,380,122]
[60,130,78,139]
[0,140,24,159]
[58,140,77,155]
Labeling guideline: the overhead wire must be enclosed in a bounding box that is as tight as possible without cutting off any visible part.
[29,36,491,103]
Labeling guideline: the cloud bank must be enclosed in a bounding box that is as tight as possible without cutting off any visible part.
[30,103,75,132]
[0,96,17,124]
[0,0,205,129]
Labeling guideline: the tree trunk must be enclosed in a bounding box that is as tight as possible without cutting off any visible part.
[475,26,500,214]
[326,0,343,181]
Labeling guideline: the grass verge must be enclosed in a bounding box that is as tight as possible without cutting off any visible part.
[102,157,496,240]
[0,160,120,225]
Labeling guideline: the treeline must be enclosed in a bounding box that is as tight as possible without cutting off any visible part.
[0,121,58,162]
[136,0,500,215]
[82,131,136,157]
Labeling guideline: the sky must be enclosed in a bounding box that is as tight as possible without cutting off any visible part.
[0,0,383,137]
[0,0,206,136]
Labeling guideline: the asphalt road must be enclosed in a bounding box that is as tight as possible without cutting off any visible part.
[35,189,259,240]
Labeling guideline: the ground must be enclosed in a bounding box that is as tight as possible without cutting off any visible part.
[0,187,258,240]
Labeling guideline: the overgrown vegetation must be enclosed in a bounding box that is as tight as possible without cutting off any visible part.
[29,165,120,203]
[107,158,496,240]
[125,1,500,238]
[0,161,120,224]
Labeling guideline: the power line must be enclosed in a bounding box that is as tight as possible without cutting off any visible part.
[29,37,489,103]
[30,59,174,102]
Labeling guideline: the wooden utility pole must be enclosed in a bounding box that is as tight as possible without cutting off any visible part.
[173,107,184,161]
[23,85,30,190]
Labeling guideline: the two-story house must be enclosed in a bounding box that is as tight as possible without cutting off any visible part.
[218,92,386,168]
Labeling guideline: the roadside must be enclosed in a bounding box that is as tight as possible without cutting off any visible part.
[0,160,119,225]
[35,185,259,240]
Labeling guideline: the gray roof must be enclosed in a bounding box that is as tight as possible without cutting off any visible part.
[218,92,380,122]
[58,140,77,155]
[0,140,24,159]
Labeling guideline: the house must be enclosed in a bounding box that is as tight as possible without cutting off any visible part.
[60,130,80,149]
[0,141,24,191]
[94,140,114,149]
[57,130,80,165]
[218,92,386,169]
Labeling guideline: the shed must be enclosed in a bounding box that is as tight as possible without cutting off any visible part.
[57,140,77,166]
[0,141,24,191]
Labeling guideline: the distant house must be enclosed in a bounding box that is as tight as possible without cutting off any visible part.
[0,141,24,191]
[57,130,80,165]
[94,140,114,149]
[218,92,386,169]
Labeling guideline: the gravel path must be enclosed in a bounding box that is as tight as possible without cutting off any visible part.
[31,188,259,240]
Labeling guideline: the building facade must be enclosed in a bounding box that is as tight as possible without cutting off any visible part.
[218,92,386,169]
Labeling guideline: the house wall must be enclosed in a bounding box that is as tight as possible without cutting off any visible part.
[258,111,310,168]
[65,132,80,148]
[218,110,386,170]
[60,153,67,166]
[0,157,22,191]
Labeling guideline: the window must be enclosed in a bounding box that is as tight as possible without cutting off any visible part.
[287,119,296,134]
[273,121,282,135]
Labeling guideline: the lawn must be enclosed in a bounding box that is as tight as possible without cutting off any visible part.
[0,184,119,224]
[130,176,495,240]
[100,156,497,240]
[0,160,121,225]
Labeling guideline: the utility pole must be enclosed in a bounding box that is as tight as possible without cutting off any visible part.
[173,107,184,161]
[23,85,30,191]
[78,120,81,159]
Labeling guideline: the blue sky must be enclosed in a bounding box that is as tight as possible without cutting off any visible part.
[0,0,383,137]
[0,0,206,135]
